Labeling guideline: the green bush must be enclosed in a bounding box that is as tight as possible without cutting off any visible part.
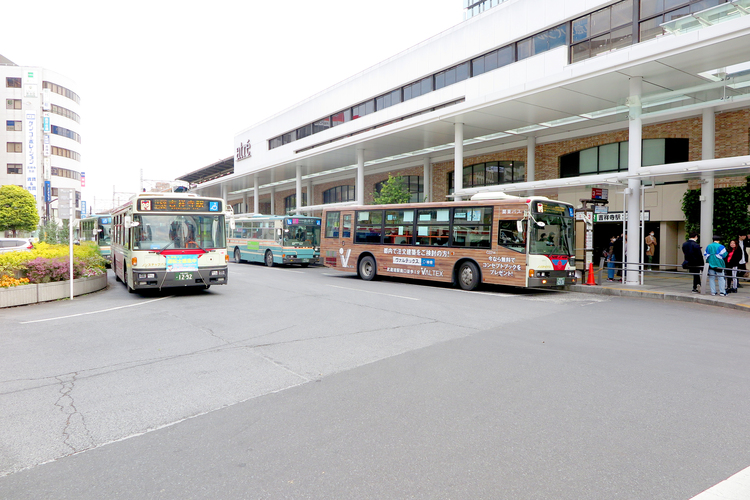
[0,241,106,279]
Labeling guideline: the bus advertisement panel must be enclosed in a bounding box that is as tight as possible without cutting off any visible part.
[77,214,113,266]
[228,215,321,267]
[321,195,575,291]
[111,193,228,292]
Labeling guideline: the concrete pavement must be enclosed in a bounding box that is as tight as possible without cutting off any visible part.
[571,266,750,312]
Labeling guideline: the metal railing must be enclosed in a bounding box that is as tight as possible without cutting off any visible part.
[595,258,747,295]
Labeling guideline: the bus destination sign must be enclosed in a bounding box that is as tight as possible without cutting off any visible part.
[138,198,222,213]
[534,202,573,217]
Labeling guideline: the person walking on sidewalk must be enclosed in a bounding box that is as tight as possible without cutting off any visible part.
[704,235,727,296]
[682,232,703,293]
[726,239,742,293]
[606,236,617,282]
[645,231,657,270]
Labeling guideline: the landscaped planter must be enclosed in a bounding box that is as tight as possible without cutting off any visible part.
[0,274,107,308]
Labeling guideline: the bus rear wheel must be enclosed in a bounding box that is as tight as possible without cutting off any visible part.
[358,256,376,281]
[457,261,480,291]
[265,250,275,267]
[234,248,243,263]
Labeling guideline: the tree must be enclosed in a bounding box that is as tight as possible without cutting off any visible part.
[681,179,750,243]
[0,185,40,236]
[373,175,411,204]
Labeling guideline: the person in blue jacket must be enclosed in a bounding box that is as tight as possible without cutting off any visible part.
[704,235,727,296]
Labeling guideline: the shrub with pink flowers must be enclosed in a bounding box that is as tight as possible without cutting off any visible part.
[24,257,86,283]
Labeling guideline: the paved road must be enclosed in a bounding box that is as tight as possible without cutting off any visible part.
[1,263,748,499]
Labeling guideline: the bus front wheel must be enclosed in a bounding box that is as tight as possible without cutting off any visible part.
[457,261,480,291]
[358,256,376,281]
[265,250,275,267]
[124,265,135,294]
[234,248,243,263]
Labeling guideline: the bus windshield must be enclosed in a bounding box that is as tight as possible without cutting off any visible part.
[530,213,575,256]
[284,220,321,248]
[134,214,225,250]
[97,217,112,246]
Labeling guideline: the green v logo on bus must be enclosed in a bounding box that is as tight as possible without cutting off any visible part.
[339,248,351,268]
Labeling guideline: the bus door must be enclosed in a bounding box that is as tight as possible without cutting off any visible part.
[323,210,353,269]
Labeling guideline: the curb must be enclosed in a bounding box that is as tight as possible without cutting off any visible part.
[569,285,750,312]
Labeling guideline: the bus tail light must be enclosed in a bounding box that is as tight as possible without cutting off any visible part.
[131,257,137,266]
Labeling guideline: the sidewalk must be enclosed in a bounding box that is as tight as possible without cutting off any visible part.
[570,268,750,312]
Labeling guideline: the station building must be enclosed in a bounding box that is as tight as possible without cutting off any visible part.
[185,0,750,276]
[1,54,83,228]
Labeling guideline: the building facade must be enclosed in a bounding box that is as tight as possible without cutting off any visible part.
[1,55,83,230]
[187,0,750,273]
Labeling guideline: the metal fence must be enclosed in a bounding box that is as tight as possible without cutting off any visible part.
[595,258,746,295]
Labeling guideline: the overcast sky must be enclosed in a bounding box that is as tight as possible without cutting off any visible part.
[1,0,463,210]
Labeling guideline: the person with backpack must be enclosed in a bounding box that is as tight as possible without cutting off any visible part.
[704,235,727,296]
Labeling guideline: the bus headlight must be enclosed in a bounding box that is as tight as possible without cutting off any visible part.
[210,270,226,276]
[138,273,156,279]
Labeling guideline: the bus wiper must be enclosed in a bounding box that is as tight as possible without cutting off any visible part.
[157,240,176,254]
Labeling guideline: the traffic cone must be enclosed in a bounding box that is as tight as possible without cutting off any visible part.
[586,262,597,285]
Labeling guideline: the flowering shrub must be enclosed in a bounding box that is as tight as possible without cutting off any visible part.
[0,275,30,288]
[0,242,106,281]
[24,257,84,283]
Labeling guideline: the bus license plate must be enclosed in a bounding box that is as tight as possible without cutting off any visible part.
[556,277,565,286]
[175,272,193,281]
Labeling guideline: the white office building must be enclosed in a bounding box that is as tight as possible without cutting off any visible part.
[1,54,83,228]
[187,0,750,278]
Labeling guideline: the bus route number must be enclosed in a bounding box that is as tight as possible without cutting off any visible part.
[175,272,193,281]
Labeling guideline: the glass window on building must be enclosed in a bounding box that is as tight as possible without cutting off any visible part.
[560,139,688,177]
[374,175,423,203]
[448,161,525,192]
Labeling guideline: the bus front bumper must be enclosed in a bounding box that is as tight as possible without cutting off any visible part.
[528,271,576,287]
[132,267,228,289]
[282,255,319,266]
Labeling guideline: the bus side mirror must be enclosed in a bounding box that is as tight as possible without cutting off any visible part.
[124,216,140,228]
[229,219,235,230]
[536,221,546,228]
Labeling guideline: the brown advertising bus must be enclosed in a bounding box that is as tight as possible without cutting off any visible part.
[321,193,576,291]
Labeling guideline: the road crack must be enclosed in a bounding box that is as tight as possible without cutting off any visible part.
[54,373,94,454]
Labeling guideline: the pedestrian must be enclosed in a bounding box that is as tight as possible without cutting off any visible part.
[740,233,749,285]
[726,239,741,293]
[704,235,727,296]
[681,232,703,293]
[607,236,617,282]
[645,230,657,270]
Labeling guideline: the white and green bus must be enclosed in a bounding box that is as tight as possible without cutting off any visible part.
[111,193,229,292]
[228,214,321,267]
[77,214,113,266]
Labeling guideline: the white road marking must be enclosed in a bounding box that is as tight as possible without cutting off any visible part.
[19,296,173,324]
[690,465,750,499]
[327,284,419,301]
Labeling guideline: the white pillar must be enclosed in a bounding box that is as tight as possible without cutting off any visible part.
[243,192,249,214]
[454,123,464,201]
[526,136,536,182]
[253,174,259,214]
[307,180,314,208]
[270,187,276,215]
[423,157,431,202]
[700,108,715,250]
[221,184,228,209]
[296,165,302,215]
[626,77,642,285]
[356,149,365,204]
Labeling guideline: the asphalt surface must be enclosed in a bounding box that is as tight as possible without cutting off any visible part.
[1,263,748,499]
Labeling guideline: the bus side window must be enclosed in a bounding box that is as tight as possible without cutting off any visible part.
[497,220,526,252]
[325,211,340,238]
[342,214,352,238]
